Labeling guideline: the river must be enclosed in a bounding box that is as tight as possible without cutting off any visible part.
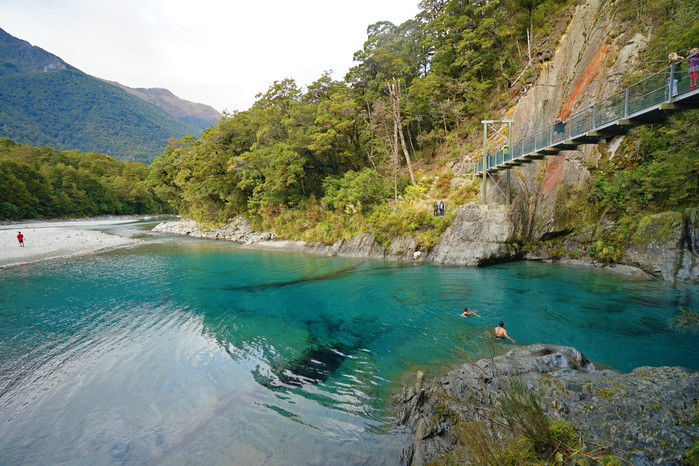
[1,219,697,465]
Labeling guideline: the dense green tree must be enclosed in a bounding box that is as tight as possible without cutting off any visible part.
[0,138,170,220]
[143,0,698,240]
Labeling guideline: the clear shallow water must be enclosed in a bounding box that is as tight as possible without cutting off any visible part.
[1,222,697,465]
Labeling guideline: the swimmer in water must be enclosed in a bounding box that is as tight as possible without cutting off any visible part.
[460,307,481,318]
[494,321,515,343]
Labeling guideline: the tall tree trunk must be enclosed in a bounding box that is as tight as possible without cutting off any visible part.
[364,102,378,170]
[388,78,416,185]
[392,114,400,201]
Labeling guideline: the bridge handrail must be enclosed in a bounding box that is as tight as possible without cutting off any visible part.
[477,60,693,173]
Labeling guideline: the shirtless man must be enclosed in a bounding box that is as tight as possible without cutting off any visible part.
[494,321,515,343]
[460,307,481,318]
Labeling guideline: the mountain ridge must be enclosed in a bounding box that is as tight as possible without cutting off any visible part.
[0,27,219,162]
[102,80,221,130]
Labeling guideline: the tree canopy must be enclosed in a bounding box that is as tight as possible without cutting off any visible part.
[0,137,170,220]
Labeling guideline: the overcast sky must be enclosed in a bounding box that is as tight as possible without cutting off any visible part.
[0,0,420,114]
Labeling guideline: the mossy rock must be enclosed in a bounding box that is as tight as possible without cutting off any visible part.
[629,211,683,244]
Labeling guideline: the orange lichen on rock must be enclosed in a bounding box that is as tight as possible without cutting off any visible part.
[541,41,610,196]
[541,156,566,196]
[560,41,611,120]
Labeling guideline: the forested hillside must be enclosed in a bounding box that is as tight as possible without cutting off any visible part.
[151,0,698,248]
[0,28,201,163]
[0,138,169,219]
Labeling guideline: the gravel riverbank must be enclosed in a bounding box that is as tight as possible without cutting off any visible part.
[0,217,148,268]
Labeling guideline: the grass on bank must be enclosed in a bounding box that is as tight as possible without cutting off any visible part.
[254,174,478,248]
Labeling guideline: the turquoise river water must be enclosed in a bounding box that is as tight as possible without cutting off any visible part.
[1,219,697,465]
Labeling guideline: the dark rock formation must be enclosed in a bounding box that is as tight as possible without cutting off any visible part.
[396,344,699,465]
[256,343,352,389]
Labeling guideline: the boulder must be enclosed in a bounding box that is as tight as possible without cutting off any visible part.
[333,233,386,259]
[623,211,686,281]
[428,204,520,265]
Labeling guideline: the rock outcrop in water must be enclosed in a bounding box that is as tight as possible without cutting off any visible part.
[396,344,699,465]
[427,204,520,266]
[255,343,353,389]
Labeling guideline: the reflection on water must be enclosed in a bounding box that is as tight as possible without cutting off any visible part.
[0,231,698,464]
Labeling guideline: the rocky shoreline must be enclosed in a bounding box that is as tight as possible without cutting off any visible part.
[152,217,430,261]
[396,344,699,465]
[152,203,699,282]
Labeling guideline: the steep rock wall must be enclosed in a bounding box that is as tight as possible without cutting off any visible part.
[427,204,521,266]
[467,0,698,282]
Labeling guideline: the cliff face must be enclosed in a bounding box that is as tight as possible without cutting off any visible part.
[456,0,699,283]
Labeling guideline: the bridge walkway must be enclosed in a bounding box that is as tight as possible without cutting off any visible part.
[476,61,699,175]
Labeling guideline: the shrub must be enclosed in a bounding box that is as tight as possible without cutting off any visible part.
[322,168,388,213]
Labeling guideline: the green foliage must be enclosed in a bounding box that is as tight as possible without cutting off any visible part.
[257,197,370,245]
[587,111,698,215]
[586,240,623,263]
[684,441,699,466]
[322,168,388,212]
[601,455,623,466]
[498,379,554,454]
[0,138,169,220]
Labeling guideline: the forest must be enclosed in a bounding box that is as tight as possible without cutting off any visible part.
[2,0,697,248]
[0,137,169,219]
[149,0,698,248]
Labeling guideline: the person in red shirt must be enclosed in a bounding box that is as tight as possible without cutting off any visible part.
[17,231,24,247]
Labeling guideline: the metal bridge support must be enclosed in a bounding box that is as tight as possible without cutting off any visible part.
[480,119,513,206]
[481,122,487,207]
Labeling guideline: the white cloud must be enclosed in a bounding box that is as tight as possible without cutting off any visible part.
[0,0,419,113]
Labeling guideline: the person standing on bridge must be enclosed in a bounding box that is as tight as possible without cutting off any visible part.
[667,52,684,97]
[502,145,510,161]
[689,48,699,90]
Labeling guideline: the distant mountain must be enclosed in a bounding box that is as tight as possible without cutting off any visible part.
[105,81,221,130]
[0,28,216,163]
